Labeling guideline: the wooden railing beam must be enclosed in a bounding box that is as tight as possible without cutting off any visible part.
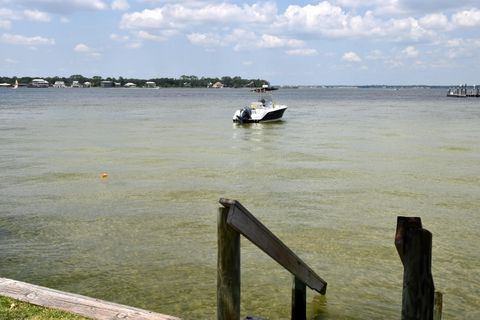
[219,198,327,295]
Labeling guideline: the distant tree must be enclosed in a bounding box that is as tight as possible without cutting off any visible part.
[92,76,102,87]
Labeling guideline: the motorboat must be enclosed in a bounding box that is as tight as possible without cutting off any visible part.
[233,85,287,123]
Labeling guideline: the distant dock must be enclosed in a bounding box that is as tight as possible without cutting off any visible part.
[447,84,480,97]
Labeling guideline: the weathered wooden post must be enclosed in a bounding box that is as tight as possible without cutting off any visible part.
[433,292,443,320]
[217,206,241,320]
[395,216,435,320]
[291,276,306,320]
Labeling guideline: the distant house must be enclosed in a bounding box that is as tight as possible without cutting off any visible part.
[101,81,114,88]
[71,81,82,88]
[0,83,11,87]
[145,81,156,88]
[83,82,91,88]
[53,81,66,88]
[211,81,224,88]
[31,79,49,88]
[114,82,121,87]
[124,82,137,88]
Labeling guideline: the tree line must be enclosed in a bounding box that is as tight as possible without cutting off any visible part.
[0,75,269,88]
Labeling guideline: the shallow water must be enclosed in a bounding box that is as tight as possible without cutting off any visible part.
[0,87,479,319]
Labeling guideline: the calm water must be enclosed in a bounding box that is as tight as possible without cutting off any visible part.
[0,87,479,319]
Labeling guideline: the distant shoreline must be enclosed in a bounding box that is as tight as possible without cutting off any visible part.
[0,75,469,89]
[0,75,269,89]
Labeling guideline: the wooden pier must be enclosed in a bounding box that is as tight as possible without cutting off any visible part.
[0,277,179,320]
[447,84,480,97]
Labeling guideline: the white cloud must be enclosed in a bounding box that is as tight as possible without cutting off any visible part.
[24,9,51,22]
[285,48,318,56]
[120,2,276,30]
[443,37,480,59]
[60,17,70,23]
[74,43,101,57]
[74,43,91,53]
[419,13,448,29]
[342,51,361,62]
[384,17,436,41]
[332,0,403,15]
[401,45,419,58]
[226,29,257,51]
[137,30,165,41]
[110,33,129,41]
[257,34,304,49]
[187,33,225,47]
[5,58,18,64]
[112,0,129,11]
[275,2,438,41]
[0,8,14,28]
[280,2,350,34]
[187,29,303,51]
[116,0,460,51]
[16,0,107,14]
[452,8,480,27]
[1,33,55,45]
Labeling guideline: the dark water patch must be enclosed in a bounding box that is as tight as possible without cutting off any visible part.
[440,146,471,152]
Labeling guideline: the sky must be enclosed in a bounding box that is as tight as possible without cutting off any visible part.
[1,0,480,85]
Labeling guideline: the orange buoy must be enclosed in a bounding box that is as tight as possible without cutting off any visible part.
[101,173,108,178]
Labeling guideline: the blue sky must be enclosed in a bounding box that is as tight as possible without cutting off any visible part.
[1,0,479,85]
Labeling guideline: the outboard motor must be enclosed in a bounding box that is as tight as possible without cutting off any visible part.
[236,106,252,122]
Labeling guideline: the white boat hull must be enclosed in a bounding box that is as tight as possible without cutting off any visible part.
[233,105,287,123]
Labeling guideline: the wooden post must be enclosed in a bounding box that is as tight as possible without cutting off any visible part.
[291,276,306,320]
[217,206,241,320]
[434,292,443,320]
[395,216,435,320]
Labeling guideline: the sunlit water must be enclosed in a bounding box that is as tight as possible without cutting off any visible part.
[0,87,479,319]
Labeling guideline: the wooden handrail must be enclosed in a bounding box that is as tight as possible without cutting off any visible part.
[218,198,327,320]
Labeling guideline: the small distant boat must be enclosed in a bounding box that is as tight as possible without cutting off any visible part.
[233,85,287,123]
[13,80,18,89]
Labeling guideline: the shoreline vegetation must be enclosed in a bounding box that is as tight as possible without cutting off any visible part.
[0,75,463,89]
[0,75,269,88]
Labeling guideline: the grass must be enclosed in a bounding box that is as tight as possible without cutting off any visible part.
[0,295,89,320]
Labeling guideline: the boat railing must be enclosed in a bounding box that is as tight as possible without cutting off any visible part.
[217,198,327,320]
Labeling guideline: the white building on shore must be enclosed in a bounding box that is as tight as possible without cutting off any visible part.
[53,81,66,88]
[31,79,49,88]
[145,81,156,88]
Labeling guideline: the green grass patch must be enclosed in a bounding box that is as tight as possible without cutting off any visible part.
[0,295,89,320]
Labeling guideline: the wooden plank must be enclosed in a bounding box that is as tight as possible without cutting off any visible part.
[219,198,327,295]
[217,206,241,320]
[0,277,180,320]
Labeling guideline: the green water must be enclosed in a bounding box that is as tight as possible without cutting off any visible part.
[0,88,479,319]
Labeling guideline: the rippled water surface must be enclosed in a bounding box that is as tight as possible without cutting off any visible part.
[1,87,479,319]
